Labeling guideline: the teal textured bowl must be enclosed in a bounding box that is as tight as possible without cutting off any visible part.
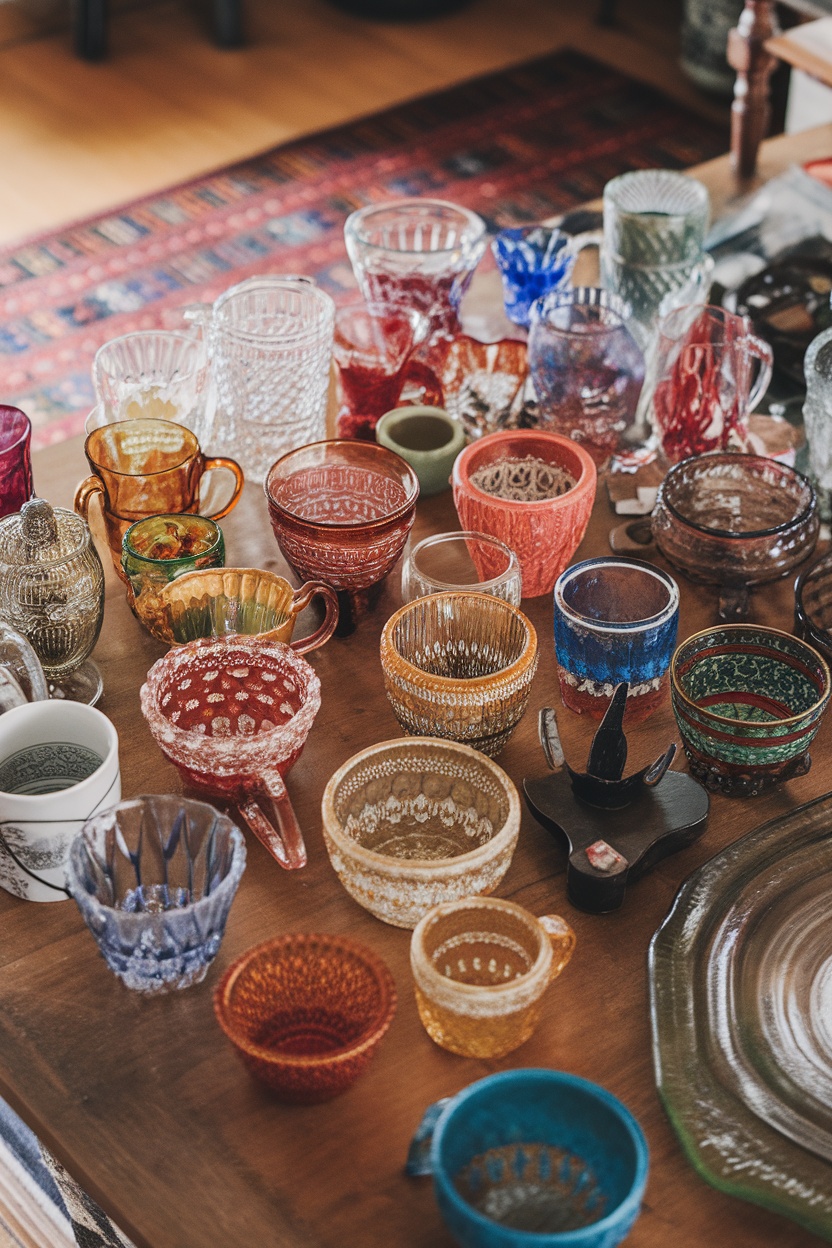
[670,625,830,797]
[376,406,466,497]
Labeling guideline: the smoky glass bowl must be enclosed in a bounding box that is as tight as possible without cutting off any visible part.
[213,932,397,1103]
[652,453,819,588]
[66,795,246,994]
[670,625,831,797]
[321,736,521,928]
[380,591,538,757]
[795,552,832,664]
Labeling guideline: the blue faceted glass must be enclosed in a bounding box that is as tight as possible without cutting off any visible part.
[67,795,246,994]
[491,226,577,329]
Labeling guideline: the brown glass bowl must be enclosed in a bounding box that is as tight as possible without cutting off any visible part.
[214,933,397,1103]
[264,439,419,635]
[652,453,819,589]
[796,552,832,663]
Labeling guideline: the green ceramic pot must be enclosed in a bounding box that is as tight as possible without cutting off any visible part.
[376,406,466,497]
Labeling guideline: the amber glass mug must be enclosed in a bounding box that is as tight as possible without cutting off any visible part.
[74,419,244,578]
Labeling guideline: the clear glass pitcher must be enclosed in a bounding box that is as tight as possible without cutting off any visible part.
[185,276,336,483]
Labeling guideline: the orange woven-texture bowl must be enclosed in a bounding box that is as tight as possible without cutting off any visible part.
[214,933,397,1103]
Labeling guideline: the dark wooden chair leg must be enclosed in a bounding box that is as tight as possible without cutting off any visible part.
[214,0,243,47]
[727,0,780,180]
[73,0,106,59]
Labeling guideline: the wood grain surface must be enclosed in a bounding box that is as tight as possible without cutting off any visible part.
[2,137,832,1248]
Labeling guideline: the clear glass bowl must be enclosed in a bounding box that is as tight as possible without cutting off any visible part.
[401,531,522,606]
[321,736,521,928]
[66,795,245,994]
[380,590,538,757]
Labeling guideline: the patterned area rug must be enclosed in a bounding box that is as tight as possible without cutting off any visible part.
[0,50,727,449]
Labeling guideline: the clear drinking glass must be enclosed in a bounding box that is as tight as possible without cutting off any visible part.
[402,531,522,605]
[528,288,645,465]
[344,200,487,343]
[601,170,713,352]
[188,276,335,483]
[92,331,210,438]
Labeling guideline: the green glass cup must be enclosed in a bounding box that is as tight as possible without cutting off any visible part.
[121,514,225,640]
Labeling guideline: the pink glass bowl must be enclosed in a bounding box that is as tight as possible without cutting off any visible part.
[452,430,597,597]
[264,439,419,635]
[214,933,397,1103]
[140,637,320,870]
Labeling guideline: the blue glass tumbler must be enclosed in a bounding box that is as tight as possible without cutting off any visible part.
[491,226,577,329]
[553,556,679,723]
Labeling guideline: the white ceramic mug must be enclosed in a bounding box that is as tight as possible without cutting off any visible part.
[0,701,121,902]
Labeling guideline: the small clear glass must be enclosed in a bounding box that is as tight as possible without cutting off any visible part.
[67,795,246,994]
[402,531,522,605]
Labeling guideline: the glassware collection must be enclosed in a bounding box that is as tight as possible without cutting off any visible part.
[4,169,832,1246]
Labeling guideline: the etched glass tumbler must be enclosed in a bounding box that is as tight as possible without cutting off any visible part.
[92,331,210,437]
[67,795,246,994]
[344,199,487,342]
[528,288,645,464]
[380,590,538,757]
[553,556,680,723]
[0,408,33,520]
[601,169,712,352]
[651,305,773,463]
[410,897,575,1058]
[191,276,335,482]
[402,531,522,605]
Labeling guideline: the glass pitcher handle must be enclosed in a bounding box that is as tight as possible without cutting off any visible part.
[746,334,775,414]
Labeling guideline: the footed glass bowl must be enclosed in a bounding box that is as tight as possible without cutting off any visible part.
[66,795,245,994]
[321,736,521,928]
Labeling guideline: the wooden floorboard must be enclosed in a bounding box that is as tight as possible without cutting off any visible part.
[0,0,728,246]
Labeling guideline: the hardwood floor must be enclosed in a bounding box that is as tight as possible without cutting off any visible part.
[0,0,728,247]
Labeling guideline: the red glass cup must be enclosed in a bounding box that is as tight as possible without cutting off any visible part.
[264,440,419,635]
[140,637,321,871]
[333,302,441,440]
[214,933,397,1103]
[651,305,774,464]
[452,430,597,598]
[0,408,33,520]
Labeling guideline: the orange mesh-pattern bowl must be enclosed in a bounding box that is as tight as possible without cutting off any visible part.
[213,933,397,1103]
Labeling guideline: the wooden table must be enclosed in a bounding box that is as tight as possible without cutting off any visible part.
[3,132,832,1248]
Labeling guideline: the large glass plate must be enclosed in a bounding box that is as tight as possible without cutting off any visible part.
[649,792,832,1241]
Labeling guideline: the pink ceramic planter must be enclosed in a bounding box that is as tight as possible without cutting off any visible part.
[451,430,597,598]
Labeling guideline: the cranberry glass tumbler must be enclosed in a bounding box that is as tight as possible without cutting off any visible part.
[0,408,33,519]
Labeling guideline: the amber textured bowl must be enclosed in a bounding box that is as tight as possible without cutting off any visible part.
[213,933,397,1103]
[652,453,818,589]
[321,737,521,928]
[379,591,538,756]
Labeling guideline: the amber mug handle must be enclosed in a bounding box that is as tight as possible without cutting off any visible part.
[538,914,576,980]
[199,456,245,521]
[285,582,340,654]
[74,474,105,521]
[238,771,307,871]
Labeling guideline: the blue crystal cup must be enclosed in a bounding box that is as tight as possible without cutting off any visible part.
[553,556,679,723]
[406,1069,649,1248]
[67,795,246,994]
[491,226,578,329]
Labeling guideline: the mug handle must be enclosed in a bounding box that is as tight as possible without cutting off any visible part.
[286,581,339,654]
[746,333,775,414]
[238,771,307,870]
[538,914,576,980]
[74,475,104,522]
[199,456,245,520]
[404,1097,454,1177]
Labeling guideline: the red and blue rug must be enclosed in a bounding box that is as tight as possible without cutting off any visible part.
[0,50,727,448]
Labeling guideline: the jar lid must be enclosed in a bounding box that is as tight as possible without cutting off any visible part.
[0,498,90,567]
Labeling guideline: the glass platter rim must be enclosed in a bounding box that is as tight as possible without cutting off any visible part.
[648,790,832,1242]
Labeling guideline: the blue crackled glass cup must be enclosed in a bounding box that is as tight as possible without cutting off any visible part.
[491,226,578,329]
[554,556,679,725]
[67,795,246,995]
[406,1068,649,1248]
